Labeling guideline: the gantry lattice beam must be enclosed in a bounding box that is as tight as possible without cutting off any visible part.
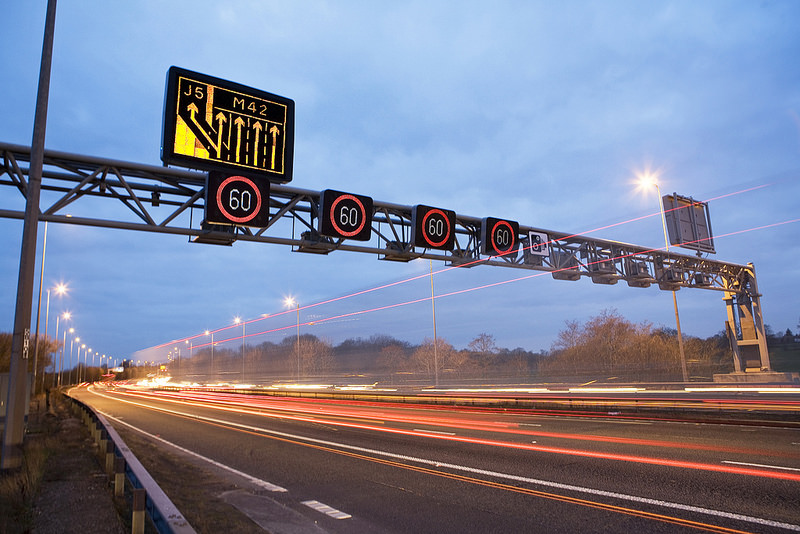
[0,141,771,371]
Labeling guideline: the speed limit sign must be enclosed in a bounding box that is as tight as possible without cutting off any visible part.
[412,205,456,250]
[481,217,519,257]
[318,189,374,241]
[205,171,270,227]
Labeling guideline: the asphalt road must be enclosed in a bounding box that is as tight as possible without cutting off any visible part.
[71,385,800,533]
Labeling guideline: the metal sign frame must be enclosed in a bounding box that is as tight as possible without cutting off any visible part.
[161,67,295,183]
[662,193,715,254]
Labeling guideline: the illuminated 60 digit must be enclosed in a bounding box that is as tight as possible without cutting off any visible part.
[495,228,510,247]
[428,217,444,237]
[229,188,252,212]
[339,205,359,227]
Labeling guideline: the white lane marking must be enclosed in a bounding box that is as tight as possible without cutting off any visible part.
[722,460,800,473]
[593,420,653,425]
[88,389,800,532]
[99,411,287,493]
[302,500,352,519]
[413,429,456,435]
[519,423,542,427]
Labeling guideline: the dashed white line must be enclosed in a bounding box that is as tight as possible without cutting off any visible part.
[413,429,456,435]
[302,500,352,519]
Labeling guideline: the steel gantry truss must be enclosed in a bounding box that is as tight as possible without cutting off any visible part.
[0,141,771,374]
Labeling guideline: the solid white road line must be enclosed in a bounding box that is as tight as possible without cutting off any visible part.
[99,411,287,493]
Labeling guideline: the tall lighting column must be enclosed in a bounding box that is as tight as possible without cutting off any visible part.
[234,317,245,382]
[639,172,689,382]
[284,297,300,381]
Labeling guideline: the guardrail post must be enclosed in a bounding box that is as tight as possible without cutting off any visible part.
[105,440,115,475]
[132,488,146,534]
[99,430,108,459]
[93,420,101,445]
[114,457,125,498]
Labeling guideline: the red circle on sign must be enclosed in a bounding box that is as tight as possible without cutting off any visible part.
[330,194,367,237]
[421,209,451,248]
[216,175,262,224]
[491,220,516,254]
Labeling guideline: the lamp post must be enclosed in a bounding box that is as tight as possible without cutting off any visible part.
[75,340,82,382]
[205,330,214,383]
[34,280,66,392]
[32,222,49,393]
[52,309,69,388]
[639,172,689,382]
[80,344,86,382]
[234,317,245,382]
[58,312,70,387]
[68,330,75,385]
[284,297,300,381]
[430,261,439,387]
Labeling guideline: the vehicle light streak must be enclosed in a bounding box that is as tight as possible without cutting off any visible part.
[86,388,799,533]
[113,388,800,455]
[93,387,800,482]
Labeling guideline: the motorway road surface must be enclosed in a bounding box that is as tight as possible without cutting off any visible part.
[71,385,800,533]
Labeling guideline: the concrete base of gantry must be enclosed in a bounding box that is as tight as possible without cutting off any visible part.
[713,371,800,384]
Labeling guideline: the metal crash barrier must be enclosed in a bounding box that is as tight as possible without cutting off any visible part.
[65,394,195,534]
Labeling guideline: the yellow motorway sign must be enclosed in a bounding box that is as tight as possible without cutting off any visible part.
[161,67,294,183]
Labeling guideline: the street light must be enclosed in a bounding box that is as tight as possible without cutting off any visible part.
[429,261,439,387]
[234,316,245,381]
[34,280,67,392]
[284,297,300,381]
[68,329,75,384]
[638,170,689,382]
[80,344,86,382]
[75,340,82,382]
[53,309,70,389]
[58,312,71,387]
[205,330,214,382]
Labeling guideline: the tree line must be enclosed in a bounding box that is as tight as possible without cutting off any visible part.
[5,310,798,386]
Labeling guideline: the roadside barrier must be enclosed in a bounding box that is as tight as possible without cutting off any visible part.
[66,393,196,534]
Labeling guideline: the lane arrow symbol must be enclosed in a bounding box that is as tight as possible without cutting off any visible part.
[269,125,280,170]
[187,103,218,152]
[234,117,245,163]
[215,112,227,158]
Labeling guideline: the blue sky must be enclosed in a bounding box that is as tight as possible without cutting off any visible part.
[1,1,799,365]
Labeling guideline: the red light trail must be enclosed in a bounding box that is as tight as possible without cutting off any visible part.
[94,386,800,483]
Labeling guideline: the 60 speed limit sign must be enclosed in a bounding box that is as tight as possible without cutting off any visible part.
[412,204,456,250]
[481,217,519,257]
[318,189,374,241]
[205,171,270,227]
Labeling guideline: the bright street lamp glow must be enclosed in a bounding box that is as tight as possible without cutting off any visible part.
[284,296,296,308]
[638,171,658,189]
